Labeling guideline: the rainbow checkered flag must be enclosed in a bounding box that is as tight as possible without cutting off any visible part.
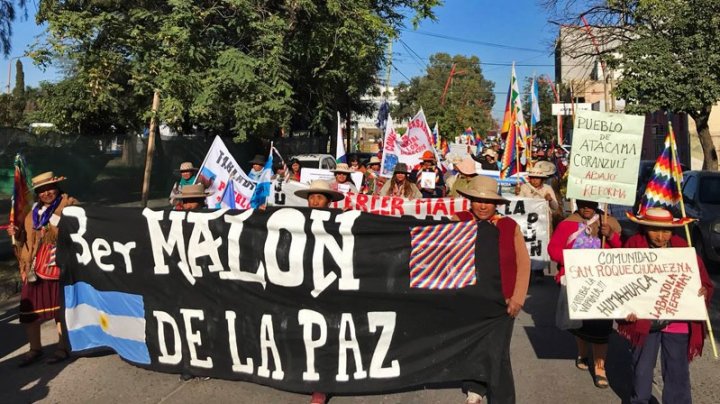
[638,122,684,215]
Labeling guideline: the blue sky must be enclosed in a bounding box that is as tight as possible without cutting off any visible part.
[3,1,557,123]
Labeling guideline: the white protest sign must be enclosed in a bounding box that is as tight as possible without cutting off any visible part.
[268,179,309,207]
[420,172,436,189]
[449,143,477,158]
[350,172,363,189]
[398,109,436,168]
[196,136,255,209]
[300,168,334,184]
[567,110,645,206]
[564,247,707,320]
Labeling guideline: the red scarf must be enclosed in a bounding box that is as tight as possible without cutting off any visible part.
[617,234,714,361]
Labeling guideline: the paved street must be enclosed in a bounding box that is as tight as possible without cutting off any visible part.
[1,274,718,404]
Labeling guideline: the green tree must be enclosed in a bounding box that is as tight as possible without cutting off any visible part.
[522,76,556,144]
[35,1,440,139]
[13,58,24,97]
[544,0,720,170]
[0,0,26,56]
[394,53,495,139]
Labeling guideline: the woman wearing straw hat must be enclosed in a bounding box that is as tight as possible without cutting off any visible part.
[548,199,622,389]
[174,183,210,211]
[516,161,560,212]
[379,163,422,199]
[363,156,382,195]
[413,150,445,198]
[446,157,478,198]
[619,208,713,404]
[452,175,530,404]
[329,163,359,194]
[13,171,77,366]
[170,161,199,206]
[294,180,344,404]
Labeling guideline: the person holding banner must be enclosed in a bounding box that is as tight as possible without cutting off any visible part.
[294,179,345,404]
[329,163,359,194]
[248,155,266,181]
[619,208,713,404]
[548,199,622,389]
[174,183,210,211]
[169,161,199,206]
[12,172,77,366]
[453,176,530,404]
[413,151,445,198]
[516,162,560,212]
[379,163,422,199]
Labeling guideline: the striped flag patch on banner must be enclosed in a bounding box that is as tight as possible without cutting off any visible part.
[409,221,477,289]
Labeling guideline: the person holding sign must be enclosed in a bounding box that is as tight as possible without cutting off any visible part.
[413,150,445,198]
[294,179,345,404]
[453,176,530,404]
[329,163,359,194]
[379,163,422,199]
[619,208,713,404]
[548,199,622,389]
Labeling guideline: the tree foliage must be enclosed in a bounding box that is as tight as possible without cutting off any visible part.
[0,0,26,56]
[544,0,720,170]
[394,53,495,139]
[34,0,440,140]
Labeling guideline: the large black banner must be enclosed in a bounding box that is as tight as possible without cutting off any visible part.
[57,207,513,395]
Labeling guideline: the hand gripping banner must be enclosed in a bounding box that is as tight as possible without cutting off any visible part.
[56,207,514,396]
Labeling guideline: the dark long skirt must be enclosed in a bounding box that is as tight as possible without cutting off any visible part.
[19,277,61,324]
[569,319,613,344]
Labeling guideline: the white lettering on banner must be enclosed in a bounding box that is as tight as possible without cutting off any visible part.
[143,209,194,284]
[298,309,328,381]
[336,313,368,381]
[222,209,266,287]
[367,312,400,378]
[181,308,213,369]
[153,310,182,365]
[258,314,284,380]
[226,311,254,374]
[310,210,361,297]
[64,207,136,273]
[195,136,255,209]
[187,210,227,276]
[564,248,707,320]
[265,209,307,287]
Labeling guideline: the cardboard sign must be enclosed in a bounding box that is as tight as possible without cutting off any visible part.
[564,248,707,320]
[419,172,436,189]
[300,168,335,184]
[566,110,645,206]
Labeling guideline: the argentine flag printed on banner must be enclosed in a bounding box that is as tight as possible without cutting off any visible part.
[65,282,150,364]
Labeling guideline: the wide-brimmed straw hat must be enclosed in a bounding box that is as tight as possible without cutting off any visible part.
[455,157,477,176]
[32,171,66,190]
[294,180,344,202]
[176,183,210,200]
[174,161,199,173]
[333,163,353,174]
[368,156,381,165]
[482,149,498,158]
[393,163,411,174]
[421,150,436,161]
[626,207,695,228]
[249,154,266,165]
[457,175,509,204]
[527,160,556,178]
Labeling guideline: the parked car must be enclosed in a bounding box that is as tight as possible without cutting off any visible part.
[682,170,720,270]
[291,154,337,170]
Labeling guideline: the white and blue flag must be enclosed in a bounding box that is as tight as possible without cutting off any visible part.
[250,149,273,209]
[65,282,150,364]
[530,77,541,126]
[336,111,346,163]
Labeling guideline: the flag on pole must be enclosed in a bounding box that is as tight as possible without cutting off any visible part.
[500,63,529,145]
[531,77,541,126]
[336,111,346,163]
[637,123,684,215]
[220,178,237,209]
[500,124,519,179]
[250,148,274,209]
[9,154,33,237]
[432,123,440,150]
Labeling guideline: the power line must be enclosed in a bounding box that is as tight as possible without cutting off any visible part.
[397,39,428,70]
[400,29,548,54]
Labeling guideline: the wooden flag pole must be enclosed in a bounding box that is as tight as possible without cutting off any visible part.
[668,123,717,358]
[141,91,161,208]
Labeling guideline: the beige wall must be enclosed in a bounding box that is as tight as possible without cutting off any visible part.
[687,101,720,170]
